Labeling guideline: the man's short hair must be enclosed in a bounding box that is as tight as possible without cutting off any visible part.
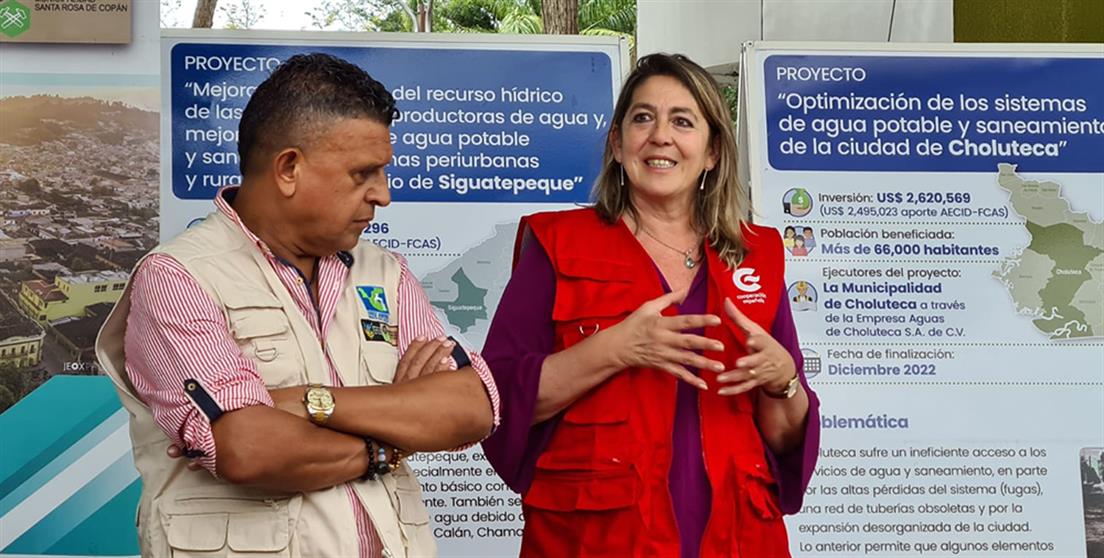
[237,53,398,175]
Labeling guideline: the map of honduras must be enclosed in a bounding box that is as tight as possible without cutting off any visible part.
[994,163,1104,339]
[422,222,517,345]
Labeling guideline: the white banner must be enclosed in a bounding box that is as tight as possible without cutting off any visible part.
[741,42,1104,558]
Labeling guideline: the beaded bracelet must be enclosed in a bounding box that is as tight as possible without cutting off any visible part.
[389,448,406,472]
[373,443,391,477]
[362,438,403,480]
[362,438,378,481]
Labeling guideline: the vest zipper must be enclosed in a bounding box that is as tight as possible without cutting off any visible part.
[697,390,718,558]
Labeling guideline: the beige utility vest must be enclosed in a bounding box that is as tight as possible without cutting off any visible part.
[96,210,435,558]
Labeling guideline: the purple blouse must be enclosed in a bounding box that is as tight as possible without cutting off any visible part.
[481,237,820,557]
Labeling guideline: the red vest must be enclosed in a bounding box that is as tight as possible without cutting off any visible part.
[518,208,790,558]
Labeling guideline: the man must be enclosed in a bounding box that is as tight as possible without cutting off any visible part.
[800,227,816,250]
[96,53,499,558]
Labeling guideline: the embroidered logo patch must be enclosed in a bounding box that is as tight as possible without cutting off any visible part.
[732,267,767,305]
[361,319,398,346]
[732,268,762,292]
[356,285,390,321]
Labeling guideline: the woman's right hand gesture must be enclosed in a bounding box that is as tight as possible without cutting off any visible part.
[605,288,725,390]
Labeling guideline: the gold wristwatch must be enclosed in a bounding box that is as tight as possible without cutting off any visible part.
[304,384,336,425]
[763,374,799,399]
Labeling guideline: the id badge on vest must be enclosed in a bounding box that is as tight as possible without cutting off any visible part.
[357,285,398,346]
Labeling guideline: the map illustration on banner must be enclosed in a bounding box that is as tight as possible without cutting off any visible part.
[424,223,515,336]
[995,164,1102,340]
[743,44,1103,558]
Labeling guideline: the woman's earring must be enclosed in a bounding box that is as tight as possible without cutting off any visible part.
[620,165,625,188]
[699,169,709,191]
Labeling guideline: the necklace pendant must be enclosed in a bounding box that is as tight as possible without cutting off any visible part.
[684,253,697,269]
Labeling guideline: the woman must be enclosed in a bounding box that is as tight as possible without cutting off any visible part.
[481,54,819,558]
[791,234,809,256]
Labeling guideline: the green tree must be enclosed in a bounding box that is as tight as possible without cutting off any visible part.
[437,0,633,37]
[0,363,27,413]
[193,0,217,27]
[309,0,437,32]
[577,0,635,56]
[542,0,575,34]
[0,384,15,414]
[306,0,379,30]
[436,0,542,33]
[309,0,635,43]
[160,0,185,27]
[220,0,265,29]
[578,0,634,37]
[722,85,738,127]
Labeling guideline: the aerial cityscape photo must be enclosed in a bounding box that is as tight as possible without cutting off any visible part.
[0,93,158,411]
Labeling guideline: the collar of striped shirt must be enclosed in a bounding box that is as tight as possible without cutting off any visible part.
[213,186,354,269]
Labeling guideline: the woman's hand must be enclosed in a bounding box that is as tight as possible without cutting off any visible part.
[715,298,796,396]
[605,288,725,390]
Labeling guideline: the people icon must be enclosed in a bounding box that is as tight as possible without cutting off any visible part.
[783,226,796,250]
[783,188,813,217]
[788,280,817,312]
[785,226,816,257]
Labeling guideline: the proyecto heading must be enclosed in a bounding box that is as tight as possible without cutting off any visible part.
[182,56,281,72]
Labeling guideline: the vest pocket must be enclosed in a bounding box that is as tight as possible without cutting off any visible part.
[228,510,290,553]
[522,469,640,557]
[733,456,781,520]
[163,509,290,557]
[731,458,789,557]
[384,467,430,526]
[225,294,302,388]
[536,374,633,472]
[395,487,429,525]
[525,468,638,511]
[165,513,228,555]
[363,345,399,385]
[160,491,293,557]
[379,468,434,556]
[552,257,642,323]
[561,372,630,425]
